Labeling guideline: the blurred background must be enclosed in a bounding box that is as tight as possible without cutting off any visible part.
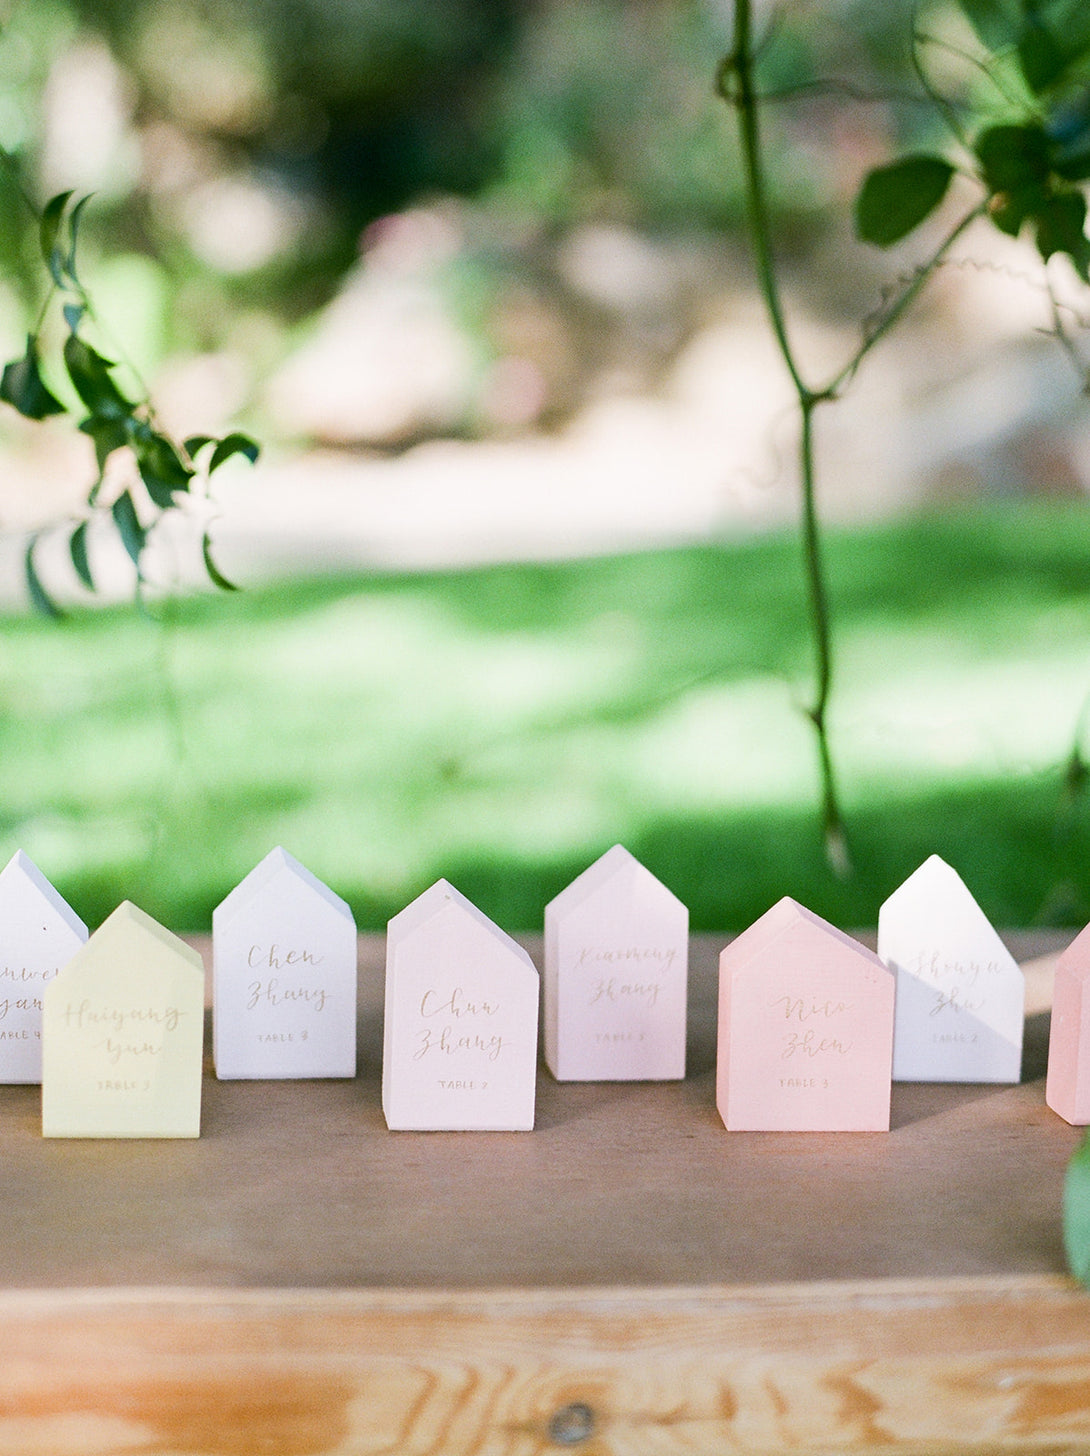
[2,0,1090,933]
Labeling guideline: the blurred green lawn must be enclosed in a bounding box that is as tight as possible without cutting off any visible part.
[3,501,1090,935]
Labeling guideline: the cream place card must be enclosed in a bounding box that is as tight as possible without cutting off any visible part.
[717,898,895,1132]
[213,847,357,1079]
[1047,922,1090,1124]
[383,879,539,1131]
[0,850,87,1083]
[42,901,204,1138]
[544,844,687,1081]
[878,855,1023,1083]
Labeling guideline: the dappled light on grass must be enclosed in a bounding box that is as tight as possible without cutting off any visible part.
[2,503,1090,932]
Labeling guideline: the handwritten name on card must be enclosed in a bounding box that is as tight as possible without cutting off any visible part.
[42,902,204,1139]
[544,845,688,1081]
[717,898,895,1132]
[213,847,357,1080]
[878,855,1024,1083]
[383,880,538,1130]
[0,851,87,1084]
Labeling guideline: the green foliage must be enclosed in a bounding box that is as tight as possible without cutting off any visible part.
[853,0,1090,279]
[0,187,258,610]
[1064,1132,1090,1286]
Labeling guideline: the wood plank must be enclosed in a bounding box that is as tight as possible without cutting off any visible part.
[0,936,1077,1291]
[2,1276,1090,1454]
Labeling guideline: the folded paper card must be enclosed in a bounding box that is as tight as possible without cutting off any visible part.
[41,901,204,1138]
[878,855,1023,1083]
[383,879,539,1131]
[1046,922,1090,1124]
[213,847,357,1080]
[0,850,87,1084]
[544,844,687,1081]
[717,897,895,1132]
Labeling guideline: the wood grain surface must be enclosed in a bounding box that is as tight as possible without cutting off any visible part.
[0,932,1086,1455]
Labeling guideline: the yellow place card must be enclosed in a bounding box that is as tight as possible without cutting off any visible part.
[42,901,205,1139]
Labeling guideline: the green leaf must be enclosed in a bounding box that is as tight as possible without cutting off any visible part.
[132,425,195,509]
[1018,18,1066,91]
[39,190,73,287]
[1065,1132,1090,1286]
[976,123,1052,192]
[855,154,956,246]
[24,536,63,618]
[63,194,91,286]
[201,530,239,591]
[1035,190,1090,278]
[957,0,1023,51]
[63,335,133,417]
[69,520,94,591]
[111,491,147,569]
[0,336,65,420]
[183,434,216,460]
[209,432,260,472]
[78,414,128,473]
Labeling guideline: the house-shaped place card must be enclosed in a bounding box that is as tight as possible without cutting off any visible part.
[42,901,204,1138]
[383,880,539,1131]
[544,844,687,1081]
[0,850,87,1084]
[1047,923,1090,1124]
[717,898,895,1132]
[213,847,357,1080]
[878,855,1024,1084]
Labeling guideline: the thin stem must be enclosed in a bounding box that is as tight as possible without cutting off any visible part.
[723,0,847,868]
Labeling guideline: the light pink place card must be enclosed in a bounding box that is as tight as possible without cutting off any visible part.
[1047,923,1090,1124]
[0,851,87,1084]
[878,855,1023,1083]
[544,844,687,1081]
[42,901,205,1139]
[213,847,357,1080]
[717,897,895,1132]
[383,879,539,1131]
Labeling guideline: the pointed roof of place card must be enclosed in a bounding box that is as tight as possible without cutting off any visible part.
[1054,920,1090,982]
[87,900,204,972]
[878,854,1018,972]
[722,896,887,975]
[0,849,87,940]
[213,846,352,931]
[545,843,685,919]
[389,879,536,973]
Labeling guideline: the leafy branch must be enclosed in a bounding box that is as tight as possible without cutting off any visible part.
[0,174,258,613]
[718,0,1090,872]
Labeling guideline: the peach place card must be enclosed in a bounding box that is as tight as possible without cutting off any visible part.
[878,855,1024,1083]
[41,901,205,1139]
[1047,922,1090,1124]
[213,847,357,1080]
[0,851,87,1084]
[717,898,895,1132]
[543,844,687,1081]
[382,879,539,1131]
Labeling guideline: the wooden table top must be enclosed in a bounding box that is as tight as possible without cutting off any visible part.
[0,931,1077,1293]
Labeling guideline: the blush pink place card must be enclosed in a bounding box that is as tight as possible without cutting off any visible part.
[543,844,687,1081]
[41,901,205,1138]
[717,898,895,1132]
[878,855,1023,1083]
[0,851,87,1084]
[213,847,357,1080]
[383,879,539,1131]
[1047,923,1090,1124]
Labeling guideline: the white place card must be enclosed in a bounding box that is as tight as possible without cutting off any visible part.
[0,850,87,1083]
[383,879,539,1131]
[1047,922,1090,1124]
[213,847,357,1080]
[544,844,687,1081]
[878,854,1024,1083]
[42,901,205,1139]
